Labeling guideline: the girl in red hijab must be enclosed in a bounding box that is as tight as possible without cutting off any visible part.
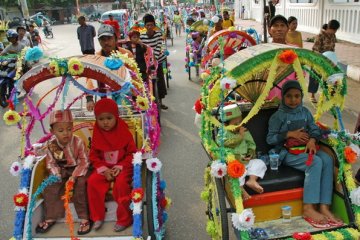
[87,98,137,232]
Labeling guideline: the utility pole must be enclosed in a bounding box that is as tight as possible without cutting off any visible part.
[19,0,30,18]
[263,0,268,43]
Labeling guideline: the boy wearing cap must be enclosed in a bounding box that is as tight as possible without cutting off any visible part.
[218,104,267,200]
[209,14,223,37]
[35,109,91,235]
[268,15,289,44]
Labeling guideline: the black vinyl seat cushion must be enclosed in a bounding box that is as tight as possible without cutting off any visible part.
[244,165,305,195]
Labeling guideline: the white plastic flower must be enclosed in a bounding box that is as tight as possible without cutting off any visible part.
[231,209,255,231]
[349,143,360,159]
[133,152,142,165]
[211,15,219,23]
[203,19,209,25]
[10,162,22,176]
[146,158,162,172]
[23,155,36,169]
[350,187,360,206]
[210,160,227,178]
[133,202,142,215]
[220,77,237,90]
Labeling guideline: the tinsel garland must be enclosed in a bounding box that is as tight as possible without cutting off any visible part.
[62,180,76,239]
[26,175,60,240]
[285,227,360,240]
[132,152,143,238]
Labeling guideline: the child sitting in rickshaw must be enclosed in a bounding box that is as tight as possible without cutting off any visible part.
[87,98,137,232]
[35,109,91,235]
[218,104,267,200]
[267,80,343,228]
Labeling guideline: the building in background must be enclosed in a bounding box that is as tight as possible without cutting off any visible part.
[235,0,360,44]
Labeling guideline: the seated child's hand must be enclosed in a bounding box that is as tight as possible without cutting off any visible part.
[104,169,114,182]
[288,128,309,142]
[305,138,317,154]
[111,166,122,177]
[239,126,247,136]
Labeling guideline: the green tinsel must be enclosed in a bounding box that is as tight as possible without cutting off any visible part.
[229,177,241,198]
[323,231,336,240]
[338,228,354,239]
[201,189,210,201]
[0,53,18,60]
[206,220,218,237]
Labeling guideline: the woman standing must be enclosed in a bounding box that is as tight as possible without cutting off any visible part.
[286,16,303,48]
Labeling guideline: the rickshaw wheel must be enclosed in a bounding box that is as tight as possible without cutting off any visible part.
[208,177,229,240]
[146,168,156,239]
[0,79,14,108]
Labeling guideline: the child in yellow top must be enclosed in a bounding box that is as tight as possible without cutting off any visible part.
[222,10,234,29]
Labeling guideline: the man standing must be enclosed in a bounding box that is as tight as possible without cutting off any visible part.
[140,14,168,109]
[77,16,96,55]
[268,15,288,44]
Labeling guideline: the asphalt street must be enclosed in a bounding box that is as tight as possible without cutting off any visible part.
[0,22,358,239]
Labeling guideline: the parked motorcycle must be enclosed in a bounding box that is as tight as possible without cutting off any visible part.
[0,57,16,107]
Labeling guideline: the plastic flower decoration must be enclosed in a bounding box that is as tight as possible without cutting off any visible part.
[13,193,29,208]
[278,50,298,64]
[24,46,43,62]
[131,188,144,203]
[227,161,246,178]
[68,58,84,75]
[293,232,312,240]
[3,109,21,125]
[350,187,360,206]
[23,154,36,169]
[210,160,227,178]
[49,60,60,76]
[9,161,22,176]
[231,209,255,231]
[104,57,123,70]
[344,146,357,164]
[136,96,149,110]
[220,77,237,90]
[146,158,162,172]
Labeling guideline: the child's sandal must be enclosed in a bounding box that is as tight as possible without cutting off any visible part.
[35,220,56,233]
[77,220,92,235]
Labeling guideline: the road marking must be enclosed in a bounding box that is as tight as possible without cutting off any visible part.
[162,118,199,143]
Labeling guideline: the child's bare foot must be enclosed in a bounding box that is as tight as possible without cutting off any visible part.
[246,180,264,193]
[319,205,343,224]
[303,204,327,223]
[241,188,251,201]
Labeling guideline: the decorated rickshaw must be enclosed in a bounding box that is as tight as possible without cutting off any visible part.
[199,43,360,239]
[185,19,209,80]
[6,50,170,239]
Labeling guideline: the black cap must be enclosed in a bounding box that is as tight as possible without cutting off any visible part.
[281,80,302,97]
[269,15,288,27]
[143,14,155,24]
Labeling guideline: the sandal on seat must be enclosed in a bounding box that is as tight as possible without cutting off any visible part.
[35,221,56,233]
[303,217,331,228]
[114,223,128,232]
[77,220,92,235]
[93,220,104,231]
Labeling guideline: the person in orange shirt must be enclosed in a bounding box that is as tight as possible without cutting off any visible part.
[100,14,120,39]
[86,24,133,111]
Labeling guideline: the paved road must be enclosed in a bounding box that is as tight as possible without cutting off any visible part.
[0,23,358,239]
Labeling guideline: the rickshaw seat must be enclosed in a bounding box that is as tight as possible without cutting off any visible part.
[243,107,305,195]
